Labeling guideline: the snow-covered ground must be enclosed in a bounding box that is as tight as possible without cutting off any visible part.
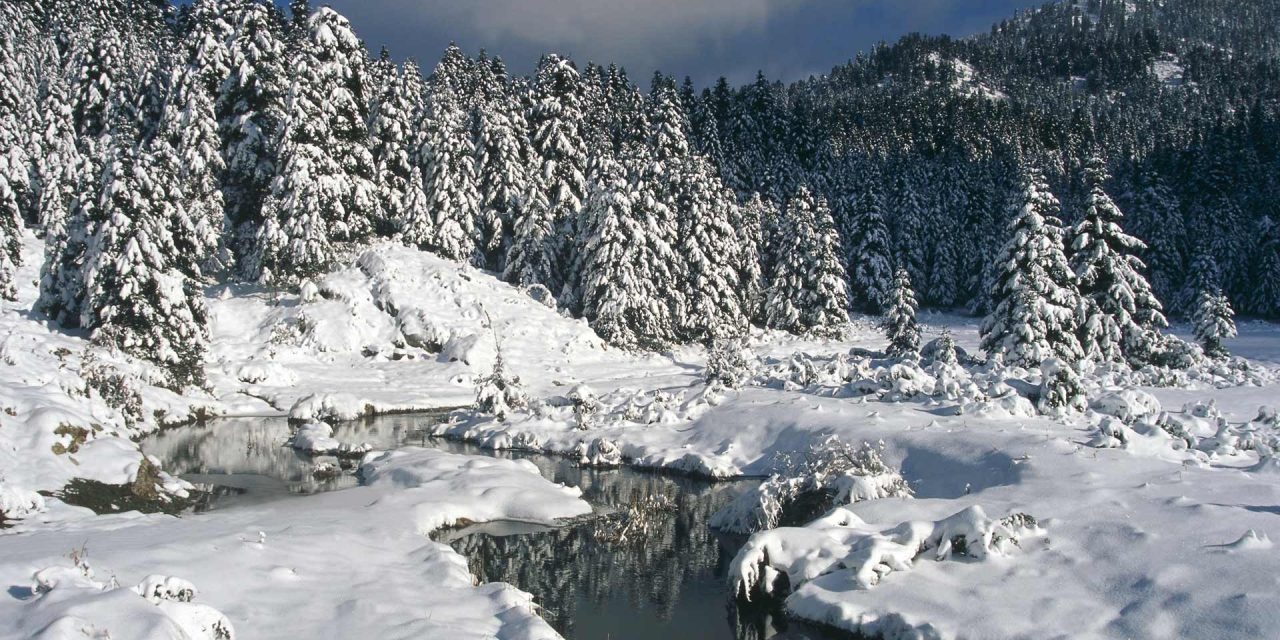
[3,235,1279,639]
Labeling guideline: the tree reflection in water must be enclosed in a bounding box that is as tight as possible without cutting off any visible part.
[142,414,843,638]
[443,455,843,640]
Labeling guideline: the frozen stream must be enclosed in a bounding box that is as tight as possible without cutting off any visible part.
[140,414,845,640]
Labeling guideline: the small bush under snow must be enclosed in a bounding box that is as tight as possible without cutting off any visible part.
[710,437,911,534]
[731,505,1042,602]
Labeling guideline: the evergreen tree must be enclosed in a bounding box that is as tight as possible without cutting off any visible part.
[676,157,744,342]
[840,164,894,313]
[421,100,479,262]
[154,64,225,279]
[767,187,848,337]
[981,169,1083,367]
[735,193,768,325]
[1068,156,1166,364]
[368,60,420,237]
[0,170,20,300]
[1193,285,1236,359]
[251,7,376,281]
[1125,165,1184,307]
[70,36,124,141]
[805,192,850,337]
[579,152,676,350]
[34,71,81,232]
[883,268,921,358]
[36,138,104,328]
[82,125,208,388]
[1247,216,1280,319]
[506,54,587,297]
[474,92,530,271]
[218,0,286,267]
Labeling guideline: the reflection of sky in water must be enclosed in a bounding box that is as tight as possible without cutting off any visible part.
[144,415,841,640]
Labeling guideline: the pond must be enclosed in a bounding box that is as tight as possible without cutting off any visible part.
[141,414,846,640]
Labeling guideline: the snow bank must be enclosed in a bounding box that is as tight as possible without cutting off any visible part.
[359,447,591,533]
[16,565,233,640]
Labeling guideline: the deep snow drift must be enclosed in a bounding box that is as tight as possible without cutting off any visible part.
[3,235,1279,639]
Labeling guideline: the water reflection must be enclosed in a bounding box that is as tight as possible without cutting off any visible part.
[141,414,844,640]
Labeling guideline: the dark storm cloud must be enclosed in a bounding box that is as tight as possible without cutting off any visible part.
[315,0,1044,84]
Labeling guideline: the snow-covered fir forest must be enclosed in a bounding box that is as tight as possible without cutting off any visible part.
[1,0,1279,638]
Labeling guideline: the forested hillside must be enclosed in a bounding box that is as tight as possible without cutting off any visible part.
[0,0,1276,387]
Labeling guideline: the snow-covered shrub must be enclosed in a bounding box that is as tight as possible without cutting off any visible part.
[924,329,959,365]
[474,351,528,420]
[1090,388,1161,423]
[710,437,911,534]
[783,352,819,389]
[1038,358,1086,415]
[568,384,601,429]
[81,352,145,428]
[575,437,622,468]
[593,494,676,545]
[704,337,756,389]
[731,505,1042,601]
[287,423,372,458]
[397,308,449,351]
[25,561,234,640]
[523,283,557,309]
[289,392,371,423]
[1256,406,1279,427]
[0,483,46,526]
[626,390,684,425]
[879,360,936,400]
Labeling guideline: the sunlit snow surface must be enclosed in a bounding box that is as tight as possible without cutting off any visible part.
[2,235,1279,639]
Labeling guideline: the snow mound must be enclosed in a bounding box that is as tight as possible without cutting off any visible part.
[288,393,372,423]
[1220,529,1273,552]
[18,565,234,640]
[1091,388,1161,423]
[358,448,591,533]
[0,484,46,524]
[732,505,1042,601]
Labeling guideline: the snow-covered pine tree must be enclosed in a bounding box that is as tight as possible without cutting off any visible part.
[1068,156,1166,365]
[883,267,921,358]
[34,70,81,232]
[368,59,419,237]
[1124,165,1184,308]
[676,156,745,342]
[474,91,530,271]
[0,15,36,227]
[304,7,377,242]
[891,165,929,292]
[980,168,1084,368]
[840,163,894,313]
[70,34,125,142]
[1247,216,1280,319]
[81,124,208,389]
[506,54,587,297]
[767,186,848,337]
[579,151,673,350]
[153,63,225,280]
[765,204,805,334]
[0,169,19,300]
[218,0,286,268]
[182,0,235,99]
[1193,285,1236,359]
[421,98,479,262]
[735,192,768,326]
[36,138,104,327]
[1179,252,1222,321]
[251,7,376,282]
[804,192,850,338]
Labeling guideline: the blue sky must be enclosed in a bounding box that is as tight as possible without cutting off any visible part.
[306,0,1047,85]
